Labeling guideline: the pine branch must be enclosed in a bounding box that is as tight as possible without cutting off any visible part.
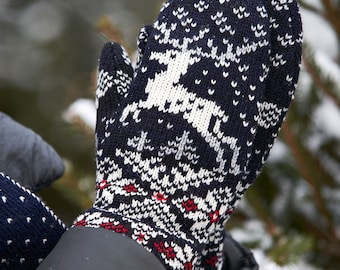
[299,0,321,14]
[300,0,340,45]
[269,233,314,266]
[292,210,340,261]
[96,16,132,54]
[303,45,340,109]
[281,122,338,241]
[244,176,282,237]
[320,0,340,43]
[293,210,330,241]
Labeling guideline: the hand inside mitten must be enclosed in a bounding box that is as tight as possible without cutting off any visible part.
[73,0,303,269]
[39,0,303,269]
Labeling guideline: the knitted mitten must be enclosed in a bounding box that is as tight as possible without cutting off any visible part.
[74,0,303,269]
[0,173,66,269]
[199,0,303,265]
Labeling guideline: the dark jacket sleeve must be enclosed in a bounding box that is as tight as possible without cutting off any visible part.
[222,232,259,270]
[37,227,166,270]
[38,226,258,270]
[0,112,65,191]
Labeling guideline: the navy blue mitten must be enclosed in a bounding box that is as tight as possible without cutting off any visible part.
[74,0,303,269]
[0,173,66,269]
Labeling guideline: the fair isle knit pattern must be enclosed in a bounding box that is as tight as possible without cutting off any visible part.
[0,173,66,269]
[74,0,303,269]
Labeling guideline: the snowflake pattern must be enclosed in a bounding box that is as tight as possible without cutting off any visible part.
[74,0,303,269]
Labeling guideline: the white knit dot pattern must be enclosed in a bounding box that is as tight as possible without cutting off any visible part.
[74,0,303,269]
[0,172,66,269]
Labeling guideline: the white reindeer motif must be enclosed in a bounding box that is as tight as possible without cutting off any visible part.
[120,50,241,175]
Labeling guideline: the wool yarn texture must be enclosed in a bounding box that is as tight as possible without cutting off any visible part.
[0,173,66,269]
[74,0,303,269]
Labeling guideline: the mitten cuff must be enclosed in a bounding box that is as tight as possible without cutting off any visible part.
[74,208,205,269]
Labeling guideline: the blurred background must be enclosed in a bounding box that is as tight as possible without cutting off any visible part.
[1,0,339,269]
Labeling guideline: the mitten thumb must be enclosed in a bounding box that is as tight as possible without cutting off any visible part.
[96,42,134,133]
